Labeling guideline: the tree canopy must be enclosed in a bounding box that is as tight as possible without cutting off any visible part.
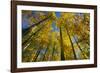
[22,10,90,62]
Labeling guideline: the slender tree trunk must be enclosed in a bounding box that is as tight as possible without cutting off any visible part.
[78,31,89,46]
[65,26,77,59]
[23,41,31,50]
[42,46,49,61]
[59,26,65,60]
[23,15,51,35]
[34,49,41,62]
[51,44,55,60]
[22,16,52,47]
[74,24,89,46]
[22,23,45,46]
[73,35,88,59]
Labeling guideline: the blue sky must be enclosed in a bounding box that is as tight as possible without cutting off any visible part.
[55,12,61,18]
[52,22,59,32]
[22,15,30,29]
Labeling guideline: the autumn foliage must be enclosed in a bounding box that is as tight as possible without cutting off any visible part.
[22,10,90,62]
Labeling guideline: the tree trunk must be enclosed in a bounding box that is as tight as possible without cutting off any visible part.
[22,23,45,46]
[65,26,77,59]
[73,35,88,59]
[42,46,49,61]
[81,32,90,46]
[59,26,65,60]
[33,49,41,62]
[74,24,89,46]
[23,15,51,35]
[51,44,55,60]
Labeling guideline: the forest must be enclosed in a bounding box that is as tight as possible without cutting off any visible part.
[22,10,90,62]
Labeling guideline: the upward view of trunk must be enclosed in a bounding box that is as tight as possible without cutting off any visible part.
[59,26,65,60]
[73,35,88,59]
[22,21,48,46]
[22,15,52,47]
[74,23,89,46]
[23,15,51,35]
[52,45,55,60]
[65,26,77,59]
[42,46,49,61]
[34,48,42,62]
